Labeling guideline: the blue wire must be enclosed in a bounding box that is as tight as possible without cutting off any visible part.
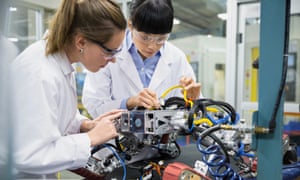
[189,123,194,132]
[103,144,127,180]
[196,137,243,179]
[232,113,240,125]
[237,142,255,158]
[206,113,230,125]
[282,162,300,180]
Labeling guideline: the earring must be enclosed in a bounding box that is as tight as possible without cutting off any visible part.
[79,48,84,54]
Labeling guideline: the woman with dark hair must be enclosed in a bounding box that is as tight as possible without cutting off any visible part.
[11,0,126,178]
[83,0,202,118]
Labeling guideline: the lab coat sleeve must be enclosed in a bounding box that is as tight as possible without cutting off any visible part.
[82,67,122,118]
[12,63,91,174]
[65,110,89,135]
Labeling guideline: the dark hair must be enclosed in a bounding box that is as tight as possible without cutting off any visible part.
[129,0,174,34]
[46,0,126,56]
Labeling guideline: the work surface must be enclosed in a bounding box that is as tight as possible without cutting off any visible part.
[68,142,300,180]
[104,144,202,180]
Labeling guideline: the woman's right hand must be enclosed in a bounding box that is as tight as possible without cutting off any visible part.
[87,109,123,146]
[126,88,160,110]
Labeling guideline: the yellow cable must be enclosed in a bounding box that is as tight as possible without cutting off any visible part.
[183,90,194,107]
[206,107,219,113]
[159,85,184,99]
[159,85,193,107]
[194,118,213,127]
[56,172,61,180]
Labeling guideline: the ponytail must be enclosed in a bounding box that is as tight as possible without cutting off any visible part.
[46,0,126,56]
[46,0,76,56]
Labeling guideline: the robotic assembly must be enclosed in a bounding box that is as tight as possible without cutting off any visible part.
[71,85,300,180]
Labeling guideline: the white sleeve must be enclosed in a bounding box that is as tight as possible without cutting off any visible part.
[65,110,89,134]
[82,68,122,118]
[12,64,91,174]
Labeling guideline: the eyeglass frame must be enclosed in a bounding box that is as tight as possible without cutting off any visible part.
[132,29,169,45]
[88,39,122,59]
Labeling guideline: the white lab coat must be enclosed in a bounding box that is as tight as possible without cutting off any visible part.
[11,40,90,177]
[82,41,197,118]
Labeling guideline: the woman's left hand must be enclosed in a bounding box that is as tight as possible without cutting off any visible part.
[179,76,201,100]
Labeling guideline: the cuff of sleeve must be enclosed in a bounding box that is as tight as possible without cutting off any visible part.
[73,112,88,133]
[120,98,128,109]
[69,133,91,169]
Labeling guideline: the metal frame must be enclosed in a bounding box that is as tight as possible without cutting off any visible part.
[256,0,288,179]
[226,0,292,179]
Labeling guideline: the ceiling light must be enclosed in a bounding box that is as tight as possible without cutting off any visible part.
[8,38,19,42]
[173,18,181,25]
[217,13,227,21]
[9,7,17,11]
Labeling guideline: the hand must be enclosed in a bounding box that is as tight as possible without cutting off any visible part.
[126,88,160,110]
[179,76,201,100]
[80,109,124,132]
[87,109,123,147]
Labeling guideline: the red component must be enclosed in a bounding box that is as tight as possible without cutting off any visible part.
[69,168,105,180]
[241,156,257,173]
[160,134,169,143]
[251,158,257,172]
[162,162,211,180]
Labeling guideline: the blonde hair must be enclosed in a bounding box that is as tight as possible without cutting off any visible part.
[46,0,126,56]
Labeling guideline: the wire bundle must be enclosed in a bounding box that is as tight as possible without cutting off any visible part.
[196,137,243,180]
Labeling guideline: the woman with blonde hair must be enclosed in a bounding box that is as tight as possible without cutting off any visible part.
[11,0,126,178]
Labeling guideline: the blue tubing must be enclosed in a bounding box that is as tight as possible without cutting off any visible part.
[197,137,243,179]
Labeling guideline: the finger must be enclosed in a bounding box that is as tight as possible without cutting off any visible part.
[184,83,196,91]
[179,77,186,86]
[112,118,119,127]
[138,94,158,109]
[142,89,157,101]
[95,110,125,123]
[186,84,201,99]
[180,77,193,87]
[138,92,155,106]
[144,88,157,97]
[106,111,123,120]
[140,97,155,109]
[141,92,160,107]
[179,76,187,82]
[97,109,125,119]
[102,118,118,133]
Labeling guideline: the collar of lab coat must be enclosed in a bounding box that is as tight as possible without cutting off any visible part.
[51,51,75,76]
[117,41,172,91]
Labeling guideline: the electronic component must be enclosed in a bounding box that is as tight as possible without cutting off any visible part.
[118,110,189,134]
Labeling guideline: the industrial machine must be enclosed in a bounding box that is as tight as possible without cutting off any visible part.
[71,84,300,179]
[71,90,264,179]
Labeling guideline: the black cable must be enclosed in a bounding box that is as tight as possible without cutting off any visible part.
[192,125,230,163]
[268,0,290,133]
[197,124,221,138]
[191,98,237,124]
[91,143,119,155]
[188,99,207,129]
[115,136,123,152]
[163,96,188,109]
